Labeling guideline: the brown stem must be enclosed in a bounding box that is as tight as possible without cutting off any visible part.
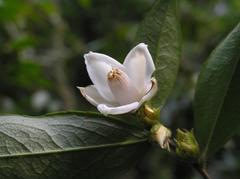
[192,163,211,179]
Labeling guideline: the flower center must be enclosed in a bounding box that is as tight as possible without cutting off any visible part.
[107,68,140,105]
[107,68,122,81]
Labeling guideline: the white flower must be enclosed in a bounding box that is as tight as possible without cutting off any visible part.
[78,43,157,115]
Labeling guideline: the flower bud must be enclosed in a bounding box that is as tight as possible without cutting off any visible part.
[151,123,172,151]
[175,129,200,160]
[138,104,160,126]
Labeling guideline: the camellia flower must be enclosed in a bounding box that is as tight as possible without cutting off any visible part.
[78,43,157,115]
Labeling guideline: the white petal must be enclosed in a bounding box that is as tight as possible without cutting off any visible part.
[138,78,158,106]
[78,85,116,106]
[123,43,155,95]
[85,52,125,71]
[84,52,120,102]
[107,68,140,105]
[97,102,139,115]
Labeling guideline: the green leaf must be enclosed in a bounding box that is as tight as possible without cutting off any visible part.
[135,0,181,108]
[0,112,149,179]
[194,22,240,158]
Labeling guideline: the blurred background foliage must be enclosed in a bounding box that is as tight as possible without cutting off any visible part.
[0,0,239,178]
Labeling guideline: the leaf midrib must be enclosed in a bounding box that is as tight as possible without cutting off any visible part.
[0,138,148,159]
[203,51,240,157]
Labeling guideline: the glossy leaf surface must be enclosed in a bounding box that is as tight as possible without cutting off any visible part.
[0,112,149,179]
[194,23,240,158]
[136,0,181,108]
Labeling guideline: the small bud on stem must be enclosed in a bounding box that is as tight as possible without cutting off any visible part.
[151,123,172,151]
[139,104,172,150]
[175,129,200,160]
[138,104,160,126]
[139,104,210,179]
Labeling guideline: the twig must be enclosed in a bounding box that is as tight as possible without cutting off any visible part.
[192,163,211,179]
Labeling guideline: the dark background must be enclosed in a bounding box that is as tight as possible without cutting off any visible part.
[0,0,240,178]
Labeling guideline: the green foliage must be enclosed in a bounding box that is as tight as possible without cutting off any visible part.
[175,129,200,160]
[17,61,47,87]
[9,61,50,90]
[0,0,240,178]
[77,0,92,9]
[0,0,29,21]
[0,112,149,179]
[9,36,37,51]
[194,22,240,159]
[135,0,181,108]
